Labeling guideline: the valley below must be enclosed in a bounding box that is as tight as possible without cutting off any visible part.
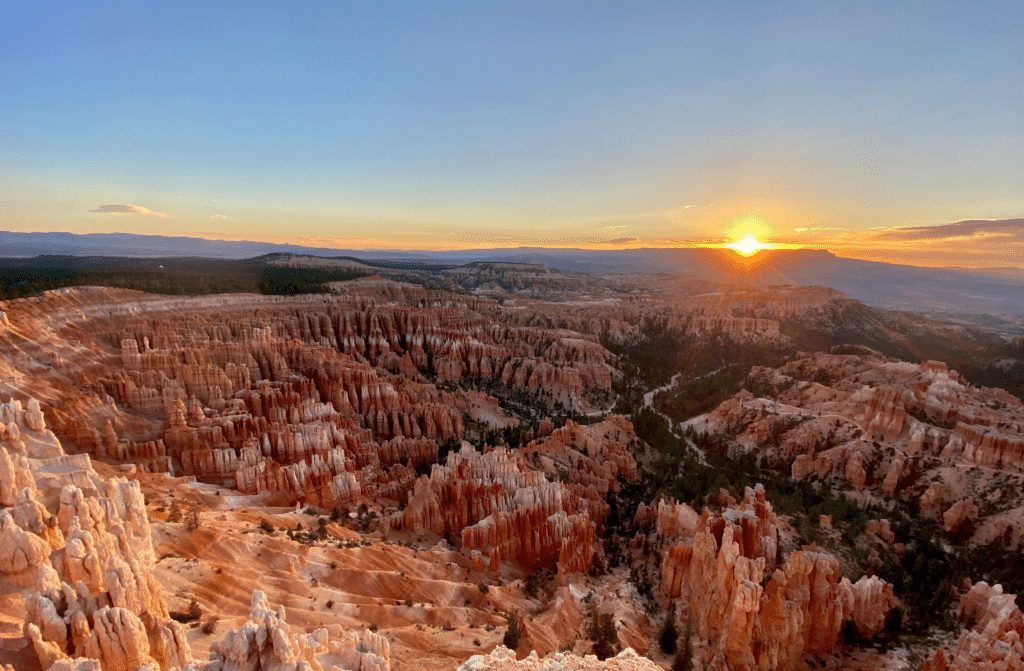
[2,261,1024,671]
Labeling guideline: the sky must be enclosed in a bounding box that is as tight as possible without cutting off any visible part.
[1,1,1022,267]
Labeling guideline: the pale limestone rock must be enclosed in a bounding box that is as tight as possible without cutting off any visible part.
[925,582,1024,671]
[328,629,391,671]
[208,590,330,671]
[0,509,60,588]
[80,606,156,671]
[28,623,66,671]
[0,445,36,506]
[654,498,699,538]
[44,660,103,671]
[845,575,897,638]
[456,646,661,670]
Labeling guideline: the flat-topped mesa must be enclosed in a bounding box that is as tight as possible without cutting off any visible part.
[923,582,1024,671]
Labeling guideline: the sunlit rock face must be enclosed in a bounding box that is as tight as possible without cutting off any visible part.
[0,282,643,671]
[656,485,895,671]
[0,394,190,671]
[687,349,1024,545]
[2,394,392,671]
[0,282,616,513]
[389,415,638,579]
[923,582,1024,671]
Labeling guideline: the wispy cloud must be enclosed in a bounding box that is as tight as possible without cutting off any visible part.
[602,237,639,245]
[211,214,229,220]
[872,218,1024,242]
[89,204,169,218]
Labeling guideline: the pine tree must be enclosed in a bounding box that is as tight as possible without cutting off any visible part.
[658,606,678,654]
[588,612,618,660]
[672,615,694,671]
[503,611,521,650]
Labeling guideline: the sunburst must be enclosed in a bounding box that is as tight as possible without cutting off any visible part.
[725,234,770,256]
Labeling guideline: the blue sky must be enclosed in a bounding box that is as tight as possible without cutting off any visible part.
[1,1,1022,265]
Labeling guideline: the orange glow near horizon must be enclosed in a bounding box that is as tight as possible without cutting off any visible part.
[724,234,771,256]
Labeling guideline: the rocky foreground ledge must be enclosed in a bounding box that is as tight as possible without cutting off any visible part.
[458,647,660,670]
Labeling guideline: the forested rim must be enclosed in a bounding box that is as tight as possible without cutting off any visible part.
[0,256,369,298]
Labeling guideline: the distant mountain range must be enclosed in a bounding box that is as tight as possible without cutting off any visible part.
[2,230,1023,323]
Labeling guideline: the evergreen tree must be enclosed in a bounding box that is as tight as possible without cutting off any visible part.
[672,615,694,671]
[588,612,618,660]
[503,611,521,650]
[658,606,678,654]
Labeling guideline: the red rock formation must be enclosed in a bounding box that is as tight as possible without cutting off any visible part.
[863,388,907,443]
[659,486,894,671]
[866,519,895,544]
[943,498,979,532]
[947,423,1024,467]
[924,582,1024,671]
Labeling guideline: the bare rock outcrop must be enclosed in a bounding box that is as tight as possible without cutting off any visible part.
[1,395,192,671]
[456,645,661,670]
[943,498,978,532]
[687,349,1024,547]
[924,582,1024,671]
[207,590,331,671]
[659,486,895,671]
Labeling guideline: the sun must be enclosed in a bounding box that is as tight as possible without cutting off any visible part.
[725,234,770,256]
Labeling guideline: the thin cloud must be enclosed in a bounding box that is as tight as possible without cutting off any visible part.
[602,237,639,244]
[873,218,1024,242]
[211,214,229,220]
[89,204,169,218]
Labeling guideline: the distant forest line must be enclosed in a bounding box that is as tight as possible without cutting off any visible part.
[0,255,368,299]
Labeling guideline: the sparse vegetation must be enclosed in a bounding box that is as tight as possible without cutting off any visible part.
[672,616,694,671]
[586,608,618,661]
[170,599,202,623]
[658,607,678,654]
[503,611,522,650]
